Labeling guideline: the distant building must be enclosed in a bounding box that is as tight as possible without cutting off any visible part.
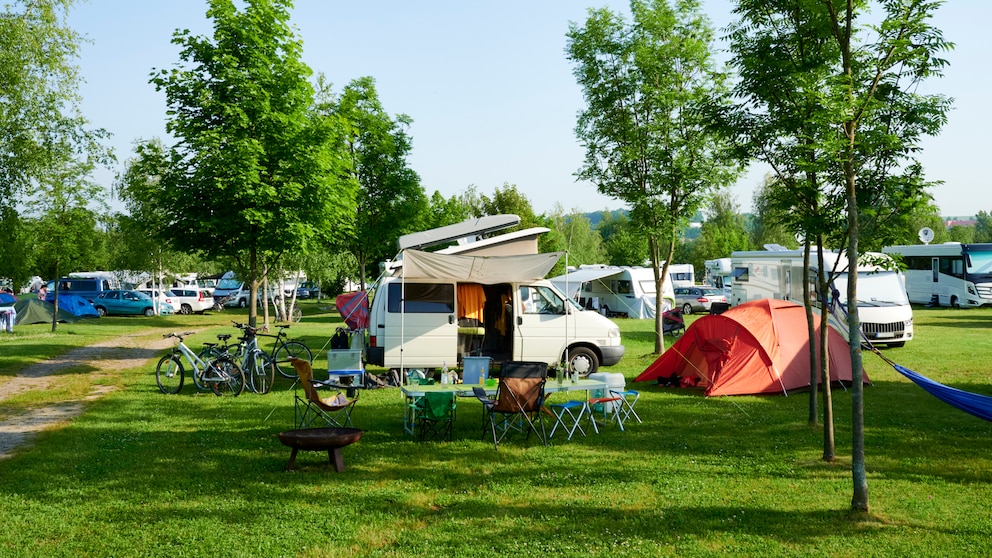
[946,217,976,228]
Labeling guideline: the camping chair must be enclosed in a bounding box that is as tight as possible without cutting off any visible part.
[611,388,642,424]
[291,358,357,429]
[547,399,590,441]
[483,361,548,450]
[412,391,456,442]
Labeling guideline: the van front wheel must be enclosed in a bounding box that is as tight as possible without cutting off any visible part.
[567,347,599,377]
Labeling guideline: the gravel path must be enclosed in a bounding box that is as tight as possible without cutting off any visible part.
[0,330,178,460]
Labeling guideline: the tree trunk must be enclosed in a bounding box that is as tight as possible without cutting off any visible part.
[846,136,869,512]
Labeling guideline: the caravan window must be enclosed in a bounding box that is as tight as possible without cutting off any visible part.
[614,280,632,294]
[386,282,455,313]
[732,267,749,282]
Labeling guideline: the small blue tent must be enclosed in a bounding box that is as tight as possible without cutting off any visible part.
[50,294,100,318]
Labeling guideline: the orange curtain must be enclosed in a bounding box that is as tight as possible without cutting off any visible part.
[458,284,486,323]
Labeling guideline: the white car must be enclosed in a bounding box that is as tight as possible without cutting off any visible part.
[169,287,214,314]
[137,289,178,314]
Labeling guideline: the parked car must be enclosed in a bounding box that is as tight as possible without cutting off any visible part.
[673,286,727,315]
[137,289,177,313]
[93,290,173,317]
[169,287,214,314]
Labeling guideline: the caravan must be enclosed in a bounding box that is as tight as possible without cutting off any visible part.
[365,216,626,375]
[882,242,992,307]
[549,265,678,319]
[730,248,914,346]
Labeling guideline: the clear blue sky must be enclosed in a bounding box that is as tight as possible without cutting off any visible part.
[72,1,988,218]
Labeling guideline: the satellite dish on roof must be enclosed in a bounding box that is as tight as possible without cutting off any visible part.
[918,227,935,245]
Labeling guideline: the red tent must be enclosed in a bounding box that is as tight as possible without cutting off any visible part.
[635,299,865,396]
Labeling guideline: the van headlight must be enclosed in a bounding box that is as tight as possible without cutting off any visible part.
[607,327,620,339]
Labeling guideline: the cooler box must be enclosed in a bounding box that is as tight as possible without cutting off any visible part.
[461,356,491,385]
[588,372,626,414]
[327,349,364,387]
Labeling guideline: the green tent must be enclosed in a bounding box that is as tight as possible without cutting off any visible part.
[11,299,80,325]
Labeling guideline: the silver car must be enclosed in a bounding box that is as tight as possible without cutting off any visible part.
[673,286,727,314]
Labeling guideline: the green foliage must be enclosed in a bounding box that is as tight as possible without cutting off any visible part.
[567,0,741,351]
[334,76,427,284]
[974,211,992,243]
[148,0,355,324]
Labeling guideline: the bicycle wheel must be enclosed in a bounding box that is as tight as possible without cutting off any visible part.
[274,340,313,379]
[155,354,185,394]
[247,351,275,394]
[207,357,245,397]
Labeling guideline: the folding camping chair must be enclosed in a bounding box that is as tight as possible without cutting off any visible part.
[412,391,456,442]
[482,361,548,450]
[291,358,357,429]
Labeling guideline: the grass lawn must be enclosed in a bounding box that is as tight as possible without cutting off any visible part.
[1,301,990,557]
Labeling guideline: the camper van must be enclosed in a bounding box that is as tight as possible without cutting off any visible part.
[882,242,992,307]
[730,248,914,346]
[365,215,625,375]
[549,265,677,319]
[45,272,120,303]
[366,250,625,375]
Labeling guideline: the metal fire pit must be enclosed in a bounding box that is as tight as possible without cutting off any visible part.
[277,427,362,472]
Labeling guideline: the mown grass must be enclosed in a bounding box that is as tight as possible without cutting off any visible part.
[0,302,990,557]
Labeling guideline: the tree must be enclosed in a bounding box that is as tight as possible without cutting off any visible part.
[728,0,952,512]
[1,0,112,298]
[334,76,427,288]
[567,0,740,353]
[974,211,992,243]
[749,176,799,250]
[695,192,750,263]
[149,0,354,326]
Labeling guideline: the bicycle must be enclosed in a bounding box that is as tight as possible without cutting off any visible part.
[258,324,313,379]
[230,321,275,394]
[156,331,245,396]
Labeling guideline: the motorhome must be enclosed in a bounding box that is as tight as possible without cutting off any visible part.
[549,265,677,319]
[882,242,992,307]
[730,248,914,346]
[365,216,626,375]
[704,258,732,296]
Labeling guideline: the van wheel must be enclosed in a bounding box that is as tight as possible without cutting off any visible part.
[238,298,247,308]
[567,347,599,376]
[950,296,959,308]
[181,303,192,315]
[682,303,694,315]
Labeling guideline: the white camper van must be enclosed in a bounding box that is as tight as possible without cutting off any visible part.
[549,265,677,319]
[365,216,625,375]
[882,242,992,307]
[730,248,914,346]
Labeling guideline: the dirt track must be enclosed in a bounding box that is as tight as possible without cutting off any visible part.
[0,331,176,460]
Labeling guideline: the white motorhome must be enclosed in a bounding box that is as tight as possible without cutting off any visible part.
[549,265,677,319]
[704,258,732,296]
[730,248,914,346]
[365,216,626,375]
[882,242,992,307]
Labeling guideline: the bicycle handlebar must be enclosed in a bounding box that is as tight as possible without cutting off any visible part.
[163,331,196,339]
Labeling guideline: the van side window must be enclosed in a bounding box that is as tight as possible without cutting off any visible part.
[520,285,565,315]
[386,283,454,313]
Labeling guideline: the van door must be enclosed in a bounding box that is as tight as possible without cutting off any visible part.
[381,281,458,368]
[514,284,570,364]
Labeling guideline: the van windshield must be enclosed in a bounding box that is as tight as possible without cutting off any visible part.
[216,278,241,290]
[832,271,909,306]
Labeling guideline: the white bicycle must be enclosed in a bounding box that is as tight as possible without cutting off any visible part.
[156,331,245,396]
